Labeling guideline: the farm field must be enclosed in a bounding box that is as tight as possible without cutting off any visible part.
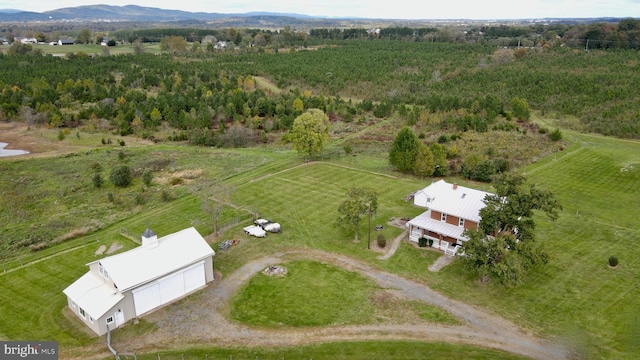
[0,42,162,55]
[0,120,639,359]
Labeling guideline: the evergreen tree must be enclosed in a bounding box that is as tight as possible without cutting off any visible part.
[389,126,420,173]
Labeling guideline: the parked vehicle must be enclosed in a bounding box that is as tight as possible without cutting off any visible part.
[243,225,266,237]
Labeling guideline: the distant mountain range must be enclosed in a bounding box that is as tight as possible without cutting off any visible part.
[0,5,627,26]
[0,5,318,22]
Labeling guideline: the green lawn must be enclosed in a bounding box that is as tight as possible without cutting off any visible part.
[231,260,379,327]
[230,259,460,328]
[1,128,640,359]
[104,341,527,360]
[0,43,162,56]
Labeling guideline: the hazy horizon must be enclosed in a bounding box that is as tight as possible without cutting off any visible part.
[0,0,639,20]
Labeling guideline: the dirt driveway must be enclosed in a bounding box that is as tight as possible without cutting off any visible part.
[107,249,571,360]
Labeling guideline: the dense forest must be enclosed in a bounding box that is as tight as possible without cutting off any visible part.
[1,20,639,256]
[2,38,639,137]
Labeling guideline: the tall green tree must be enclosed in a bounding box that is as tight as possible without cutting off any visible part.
[430,143,448,176]
[77,29,92,44]
[462,173,562,286]
[335,187,378,247]
[510,97,530,121]
[413,143,435,178]
[389,126,420,173]
[289,109,330,160]
[160,36,188,55]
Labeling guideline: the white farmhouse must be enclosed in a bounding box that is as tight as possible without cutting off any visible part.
[407,180,494,254]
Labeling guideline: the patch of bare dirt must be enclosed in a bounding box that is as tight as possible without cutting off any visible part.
[106,242,123,254]
[0,122,76,158]
[94,245,106,255]
[155,169,205,186]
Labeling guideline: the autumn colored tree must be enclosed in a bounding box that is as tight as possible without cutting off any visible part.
[289,109,330,160]
[414,143,435,178]
[160,36,188,55]
[77,29,92,44]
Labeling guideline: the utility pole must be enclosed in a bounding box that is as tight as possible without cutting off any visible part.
[367,203,372,250]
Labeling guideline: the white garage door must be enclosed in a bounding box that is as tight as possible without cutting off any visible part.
[133,261,206,316]
[132,283,161,316]
[184,262,206,293]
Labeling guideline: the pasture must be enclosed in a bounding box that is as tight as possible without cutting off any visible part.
[0,43,162,56]
[0,125,639,359]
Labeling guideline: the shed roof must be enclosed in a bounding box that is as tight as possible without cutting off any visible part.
[414,180,493,223]
[90,227,214,292]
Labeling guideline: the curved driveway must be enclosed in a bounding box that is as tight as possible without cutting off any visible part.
[114,249,570,360]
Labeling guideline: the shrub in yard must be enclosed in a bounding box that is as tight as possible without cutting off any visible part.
[609,256,619,267]
[377,233,386,248]
[142,169,153,186]
[110,165,131,187]
[549,128,563,141]
[160,189,174,202]
[92,173,103,188]
[418,237,428,247]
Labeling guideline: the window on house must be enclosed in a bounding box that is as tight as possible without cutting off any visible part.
[441,213,447,222]
[459,218,465,227]
[99,263,109,280]
[71,301,77,308]
[79,308,86,319]
[89,316,94,323]
[106,316,114,325]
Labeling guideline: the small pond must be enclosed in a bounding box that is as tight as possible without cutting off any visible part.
[0,142,29,157]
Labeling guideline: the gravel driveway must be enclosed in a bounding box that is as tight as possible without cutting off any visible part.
[107,249,570,360]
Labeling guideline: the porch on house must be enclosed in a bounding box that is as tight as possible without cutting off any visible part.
[407,214,465,256]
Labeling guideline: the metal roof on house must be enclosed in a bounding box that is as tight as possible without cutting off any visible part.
[413,180,493,223]
[406,209,468,241]
[89,227,214,292]
[63,272,124,318]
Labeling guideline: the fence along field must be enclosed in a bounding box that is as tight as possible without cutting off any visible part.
[0,127,638,358]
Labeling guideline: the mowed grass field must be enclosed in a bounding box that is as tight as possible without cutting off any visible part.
[0,43,162,55]
[1,127,640,359]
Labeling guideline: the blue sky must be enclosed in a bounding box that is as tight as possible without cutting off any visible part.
[1,0,639,19]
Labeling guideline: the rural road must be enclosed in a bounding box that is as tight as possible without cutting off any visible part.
[107,249,571,360]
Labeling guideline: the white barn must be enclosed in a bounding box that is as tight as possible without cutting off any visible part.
[63,227,215,335]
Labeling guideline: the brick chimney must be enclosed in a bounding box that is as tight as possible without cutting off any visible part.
[453,183,458,190]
